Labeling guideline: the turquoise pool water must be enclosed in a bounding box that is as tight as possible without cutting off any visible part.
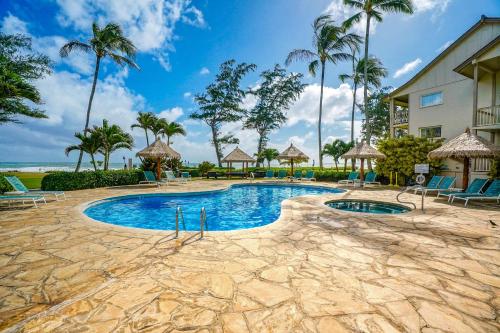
[84,184,344,231]
[326,200,410,214]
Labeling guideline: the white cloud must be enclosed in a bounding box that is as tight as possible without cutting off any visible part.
[436,40,452,53]
[158,106,184,122]
[1,12,29,35]
[324,0,376,36]
[183,92,192,98]
[199,67,210,75]
[393,58,422,78]
[413,0,451,16]
[54,0,206,70]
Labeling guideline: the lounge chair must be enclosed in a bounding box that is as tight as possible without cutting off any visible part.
[451,179,500,206]
[181,172,191,181]
[338,171,359,185]
[363,171,380,186]
[264,170,274,179]
[437,178,488,202]
[164,171,186,184]
[414,175,443,195]
[276,170,288,180]
[4,176,66,201]
[291,170,303,181]
[418,176,455,196]
[0,195,46,208]
[302,170,316,181]
[139,171,162,186]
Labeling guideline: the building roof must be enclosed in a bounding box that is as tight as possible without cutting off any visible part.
[342,142,386,160]
[136,138,181,159]
[388,15,500,98]
[222,147,256,163]
[278,143,309,161]
[453,35,500,78]
[428,128,499,159]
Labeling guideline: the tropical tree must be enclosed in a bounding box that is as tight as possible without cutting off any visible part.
[0,34,52,124]
[362,87,392,143]
[131,112,157,146]
[322,139,353,171]
[286,15,361,168]
[92,119,134,170]
[191,60,256,166]
[244,65,305,166]
[60,22,139,172]
[339,55,387,143]
[65,131,102,171]
[257,148,280,169]
[149,117,166,139]
[343,0,413,121]
[161,121,186,146]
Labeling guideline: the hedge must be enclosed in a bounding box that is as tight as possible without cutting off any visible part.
[0,173,14,194]
[41,170,144,191]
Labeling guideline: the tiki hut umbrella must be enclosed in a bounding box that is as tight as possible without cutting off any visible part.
[342,141,386,181]
[428,128,499,188]
[136,138,181,180]
[278,143,309,175]
[222,147,256,179]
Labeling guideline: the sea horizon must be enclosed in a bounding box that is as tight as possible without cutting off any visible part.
[0,161,129,173]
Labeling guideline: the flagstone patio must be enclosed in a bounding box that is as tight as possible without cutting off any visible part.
[0,180,499,332]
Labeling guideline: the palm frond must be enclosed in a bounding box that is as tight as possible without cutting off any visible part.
[342,12,363,29]
[308,60,320,76]
[376,0,414,14]
[338,73,352,82]
[59,40,91,57]
[343,0,365,10]
[108,53,139,69]
[285,49,317,66]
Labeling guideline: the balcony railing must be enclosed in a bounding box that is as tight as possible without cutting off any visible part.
[475,105,500,127]
[473,158,491,172]
[393,109,409,125]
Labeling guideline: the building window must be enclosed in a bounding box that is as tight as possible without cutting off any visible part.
[419,126,442,138]
[420,92,443,108]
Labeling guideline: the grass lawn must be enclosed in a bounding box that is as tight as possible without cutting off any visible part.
[9,172,47,189]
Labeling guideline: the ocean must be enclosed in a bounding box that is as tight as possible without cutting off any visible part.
[0,162,129,172]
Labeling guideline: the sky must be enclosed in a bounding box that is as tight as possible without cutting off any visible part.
[0,0,499,167]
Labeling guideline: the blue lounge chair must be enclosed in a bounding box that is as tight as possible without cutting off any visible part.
[363,171,380,186]
[164,171,186,184]
[139,171,163,186]
[276,170,288,180]
[0,195,46,208]
[437,178,488,202]
[181,172,191,181]
[264,170,274,179]
[302,170,316,181]
[4,176,65,201]
[291,170,303,181]
[419,176,455,196]
[414,175,443,195]
[451,179,500,206]
[338,171,359,185]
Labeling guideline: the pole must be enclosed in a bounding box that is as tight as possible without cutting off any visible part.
[157,157,161,180]
[360,158,365,181]
[463,157,470,189]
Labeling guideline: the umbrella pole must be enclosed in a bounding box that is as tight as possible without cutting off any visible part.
[360,158,365,182]
[291,159,294,176]
[463,157,470,189]
[157,157,161,180]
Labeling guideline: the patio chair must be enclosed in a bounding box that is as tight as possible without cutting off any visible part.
[276,170,287,180]
[4,176,66,201]
[139,171,161,186]
[338,171,359,185]
[451,179,500,206]
[164,170,187,184]
[291,170,303,181]
[414,175,443,195]
[0,195,46,208]
[181,172,191,181]
[437,178,488,202]
[363,171,380,186]
[264,170,274,179]
[302,170,316,181]
[419,176,455,196]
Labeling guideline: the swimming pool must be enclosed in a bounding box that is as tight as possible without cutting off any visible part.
[84,184,344,231]
[326,199,410,214]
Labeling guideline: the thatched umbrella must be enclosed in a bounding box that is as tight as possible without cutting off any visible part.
[222,147,256,179]
[278,143,309,174]
[136,138,181,180]
[428,128,499,188]
[342,141,386,181]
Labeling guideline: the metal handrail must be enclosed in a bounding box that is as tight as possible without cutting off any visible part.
[200,207,207,238]
[175,206,186,238]
[396,185,425,211]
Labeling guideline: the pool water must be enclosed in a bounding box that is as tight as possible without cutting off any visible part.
[84,184,344,231]
[326,200,410,214]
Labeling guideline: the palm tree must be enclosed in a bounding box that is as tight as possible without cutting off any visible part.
[150,117,167,140]
[322,139,346,172]
[257,148,280,169]
[65,131,102,171]
[60,22,139,172]
[339,55,387,143]
[92,119,133,170]
[131,112,157,146]
[161,121,186,146]
[286,15,361,169]
[343,0,413,122]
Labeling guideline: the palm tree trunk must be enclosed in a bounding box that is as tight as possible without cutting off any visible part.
[268,160,271,169]
[363,14,372,172]
[334,160,338,172]
[75,55,101,172]
[167,136,171,146]
[144,128,149,146]
[351,81,358,171]
[90,153,97,171]
[256,133,266,168]
[318,61,326,169]
[211,125,222,167]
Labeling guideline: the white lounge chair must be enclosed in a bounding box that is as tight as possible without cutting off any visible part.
[0,195,46,208]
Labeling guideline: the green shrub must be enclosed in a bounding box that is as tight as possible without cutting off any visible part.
[0,173,14,194]
[198,161,216,176]
[180,168,200,177]
[41,170,144,191]
[375,135,444,185]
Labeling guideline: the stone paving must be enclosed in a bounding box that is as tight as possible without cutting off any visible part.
[0,180,499,332]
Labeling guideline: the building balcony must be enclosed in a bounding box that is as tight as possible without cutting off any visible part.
[474,105,500,131]
[393,109,409,126]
